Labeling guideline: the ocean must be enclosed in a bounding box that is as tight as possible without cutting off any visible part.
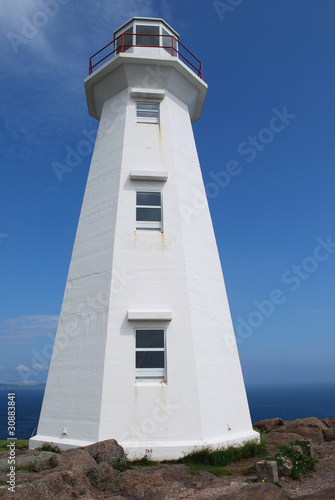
[0,383,334,440]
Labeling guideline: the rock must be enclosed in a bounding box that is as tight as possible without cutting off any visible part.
[253,418,284,433]
[0,470,99,499]
[87,462,121,492]
[323,428,335,442]
[277,455,292,477]
[84,439,126,468]
[297,439,313,456]
[33,447,96,472]
[322,418,335,429]
[280,417,327,445]
[114,464,196,499]
[255,460,279,483]
[220,482,290,499]
[266,431,303,456]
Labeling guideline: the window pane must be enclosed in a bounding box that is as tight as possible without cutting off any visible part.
[136,330,164,348]
[162,28,173,55]
[137,192,161,206]
[116,27,133,53]
[136,207,161,222]
[137,103,158,111]
[136,25,159,47]
[137,111,159,118]
[136,351,165,369]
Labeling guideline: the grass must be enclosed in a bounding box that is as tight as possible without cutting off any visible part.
[16,462,35,473]
[175,434,266,468]
[126,433,266,477]
[0,440,29,452]
[273,440,316,480]
[35,442,61,453]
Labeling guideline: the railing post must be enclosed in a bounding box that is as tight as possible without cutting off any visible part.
[122,33,124,53]
[171,36,174,56]
[89,58,92,75]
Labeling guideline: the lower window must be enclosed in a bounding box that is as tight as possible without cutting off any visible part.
[136,191,162,230]
[135,329,165,380]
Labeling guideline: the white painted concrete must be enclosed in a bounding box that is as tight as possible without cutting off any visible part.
[30,18,259,458]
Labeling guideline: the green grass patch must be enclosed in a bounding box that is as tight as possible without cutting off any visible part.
[0,440,29,452]
[175,434,266,468]
[273,440,316,480]
[35,442,61,453]
[16,462,35,473]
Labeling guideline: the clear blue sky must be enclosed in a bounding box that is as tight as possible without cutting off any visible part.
[0,0,334,386]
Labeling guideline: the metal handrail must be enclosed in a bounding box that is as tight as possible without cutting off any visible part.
[88,33,203,79]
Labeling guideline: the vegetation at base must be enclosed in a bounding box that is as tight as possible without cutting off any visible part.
[126,434,266,477]
[128,449,158,468]
[273,439,316,480]
[16,462,35,473]
[175,434,266,468]
[0,440,28,452]
[35,442,61,453]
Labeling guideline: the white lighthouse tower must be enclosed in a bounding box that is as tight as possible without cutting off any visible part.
[30,18,258,459]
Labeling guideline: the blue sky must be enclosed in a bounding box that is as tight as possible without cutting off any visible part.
[0,0,334,387]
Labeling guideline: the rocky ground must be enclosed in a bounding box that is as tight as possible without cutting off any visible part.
[0,417,334,499]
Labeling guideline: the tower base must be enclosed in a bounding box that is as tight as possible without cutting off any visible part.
[30,430,260,460]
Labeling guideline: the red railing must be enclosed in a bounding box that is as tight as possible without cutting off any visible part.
[89,33,203,79]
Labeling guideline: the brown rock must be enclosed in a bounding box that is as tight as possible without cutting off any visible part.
[87,462,121,492]
[0,470,99,500]
[84,439,126,468]
[33,448,96,472]
[115,464,196,499]
[220,482,290,499]
[322,418,335,429]
[274,417,326,445]
[265,431,303,456]
[323,428,335,442]
[253,418,284,432]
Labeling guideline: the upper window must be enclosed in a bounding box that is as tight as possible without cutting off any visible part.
[136,191,162,231]
[136,102,159,124]
[116,26,133,54]
[162,27,177,55]
[135,329,165,380]
[136,25,159,47]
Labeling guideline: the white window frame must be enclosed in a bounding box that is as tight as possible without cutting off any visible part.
[136,101,160,124]
[136,190,162,231]
[135,328,166,381]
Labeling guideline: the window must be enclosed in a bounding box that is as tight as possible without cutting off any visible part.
[162,28,177,55]
[136,191,162,230]
[136,25,159,47]
[116,26,133,53]
[136,102,159,124]
[135,329,165,380]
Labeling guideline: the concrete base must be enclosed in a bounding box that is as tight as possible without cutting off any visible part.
[29,435,94,451]
[29,430,260,460]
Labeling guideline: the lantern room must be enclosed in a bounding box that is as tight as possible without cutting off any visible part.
[114,17,178,57]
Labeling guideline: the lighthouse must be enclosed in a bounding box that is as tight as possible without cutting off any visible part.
[30,17,258,459]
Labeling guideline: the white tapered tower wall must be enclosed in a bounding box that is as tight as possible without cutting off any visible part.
[30,18,258,458]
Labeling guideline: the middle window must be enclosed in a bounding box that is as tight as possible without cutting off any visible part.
[136,191,162,230]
